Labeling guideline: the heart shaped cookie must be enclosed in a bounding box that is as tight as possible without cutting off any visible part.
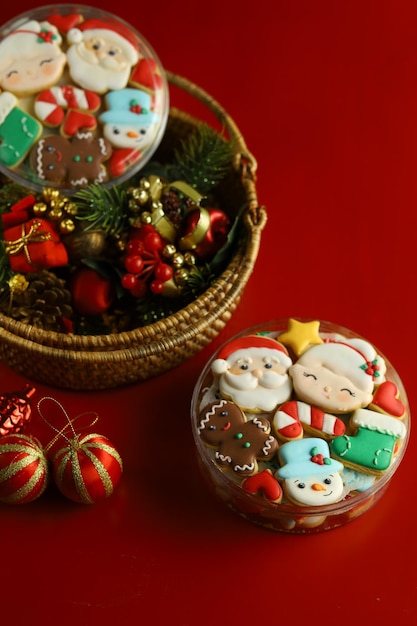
[370,381,405,418]
[47,13,83,33]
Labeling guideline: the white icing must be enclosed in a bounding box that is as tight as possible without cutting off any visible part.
[0,92,17,124]
[351,408,406,438]
[35,139,45,178]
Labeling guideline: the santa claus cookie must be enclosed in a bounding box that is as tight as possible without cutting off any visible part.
[211,334,293,413]
[192,318,410,533]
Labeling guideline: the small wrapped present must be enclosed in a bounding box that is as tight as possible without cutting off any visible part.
[3,217,68,273]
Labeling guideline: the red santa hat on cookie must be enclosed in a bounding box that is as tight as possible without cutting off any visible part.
[212,335,292,375]
[67,18,139,65]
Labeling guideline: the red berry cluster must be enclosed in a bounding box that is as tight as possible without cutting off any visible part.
[121,225,173,297]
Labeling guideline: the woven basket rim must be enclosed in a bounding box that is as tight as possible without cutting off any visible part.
[0,71,266,362]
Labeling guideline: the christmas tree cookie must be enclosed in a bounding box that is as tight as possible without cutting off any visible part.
[330,408,407,475]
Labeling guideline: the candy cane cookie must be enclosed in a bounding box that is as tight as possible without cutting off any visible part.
[273,400,346,442]
[34,86,101,137]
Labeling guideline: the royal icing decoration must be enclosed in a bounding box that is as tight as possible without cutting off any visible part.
[0,7,168,191]
[35,86,101,136]
[330,408,406,474]
[275,438,345,507]
[0,20,66,97]
[0,92,42,168]
[273,400,346,441]
[242,469,283,503]
[198,399,278,475]
[211,335,293,413]
[288,336,387,414]
[278,318,323,357]
[30,132,112,187]
[369,380,406,418]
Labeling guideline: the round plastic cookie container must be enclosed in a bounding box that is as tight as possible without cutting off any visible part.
[0,4,169,194]
[191,318,410,533]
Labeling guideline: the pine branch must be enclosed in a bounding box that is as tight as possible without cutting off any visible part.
[74,184,130,235]
[172,124,234,194]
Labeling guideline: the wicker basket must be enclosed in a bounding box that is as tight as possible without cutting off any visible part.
[0,71,266,390]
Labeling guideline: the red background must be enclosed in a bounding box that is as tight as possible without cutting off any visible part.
[1,1,416,623]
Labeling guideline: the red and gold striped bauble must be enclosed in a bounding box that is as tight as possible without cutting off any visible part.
[51,433,123,504]
[0,434,49,504]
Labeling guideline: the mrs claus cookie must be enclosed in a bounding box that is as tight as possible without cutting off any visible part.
[0,5,169,192]
[191,318,410,533]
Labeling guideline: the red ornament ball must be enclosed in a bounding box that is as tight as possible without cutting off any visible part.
[69,267,116,316]
[0,434,49,504]
[0,384,35,437]
[51,433,123,504]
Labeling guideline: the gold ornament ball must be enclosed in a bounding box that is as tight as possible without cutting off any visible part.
[64,201,78,216]
[49,207,63,221]
[33,202,48,216]
[183,252,197,266]
[174,268,189,285]
[140,211,152,225]
[59,218,75,234]
[162,244,177,258]
[172,252,185,268]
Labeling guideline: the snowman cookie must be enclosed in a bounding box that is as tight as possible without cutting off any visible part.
[275,437,344,507]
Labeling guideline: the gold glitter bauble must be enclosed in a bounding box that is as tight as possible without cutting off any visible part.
[59,219,75,234]
[33,202,48,215]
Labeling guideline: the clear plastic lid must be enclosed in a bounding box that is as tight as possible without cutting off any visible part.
[0,4,169,194]
[191,318,410,532]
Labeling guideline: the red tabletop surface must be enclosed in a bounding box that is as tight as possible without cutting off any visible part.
[1,1,416,623]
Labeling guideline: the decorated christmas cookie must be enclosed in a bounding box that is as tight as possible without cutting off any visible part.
[197,399,278,475]
[0,19,66,97]
[211,335,293,413]
[0,5,169,192]
[30,132,112,187]
[275,437,344,507]
[0,92,42,168]
[191,318,410,533]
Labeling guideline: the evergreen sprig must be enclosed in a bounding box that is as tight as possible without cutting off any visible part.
[171,123,234,195]
[74,184,130,235]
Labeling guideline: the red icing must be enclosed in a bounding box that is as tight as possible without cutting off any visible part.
[242,470,283,503]
[130,58,163,91]
[371,381,405,418]
[108,148,141,177]
[62,110,97,136]
[46,13,84,33]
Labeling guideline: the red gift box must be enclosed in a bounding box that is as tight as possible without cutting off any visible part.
[3,217,68,273]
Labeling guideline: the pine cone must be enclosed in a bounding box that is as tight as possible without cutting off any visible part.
[4,270,73,331]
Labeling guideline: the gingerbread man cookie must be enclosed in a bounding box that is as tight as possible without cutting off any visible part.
[197,399,278,475]
[30,132,112,188]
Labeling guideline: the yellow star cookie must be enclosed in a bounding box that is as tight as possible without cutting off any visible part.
[278,319,323,357]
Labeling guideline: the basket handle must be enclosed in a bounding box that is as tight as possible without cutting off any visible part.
[166,71,258,174]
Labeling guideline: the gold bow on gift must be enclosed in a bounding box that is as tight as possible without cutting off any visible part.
[4,220,53,266]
